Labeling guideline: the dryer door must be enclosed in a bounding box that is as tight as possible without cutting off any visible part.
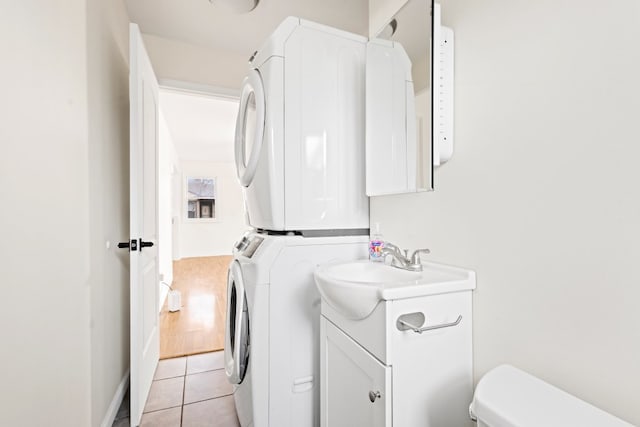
[224,261,250,384]
[235,69,265,187]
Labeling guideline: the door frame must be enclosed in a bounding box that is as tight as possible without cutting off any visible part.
[154,79,240,311]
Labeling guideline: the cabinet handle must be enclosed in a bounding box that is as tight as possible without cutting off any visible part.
[369,390,381,403]
[397,314,462,334]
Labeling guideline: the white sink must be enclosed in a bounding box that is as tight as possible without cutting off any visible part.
[314,260,475,320]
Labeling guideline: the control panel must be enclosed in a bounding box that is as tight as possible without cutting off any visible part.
[234,234,264,259]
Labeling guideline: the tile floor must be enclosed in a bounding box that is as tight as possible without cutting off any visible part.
[113,351,240,427]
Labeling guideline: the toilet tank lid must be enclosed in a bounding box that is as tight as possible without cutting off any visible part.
[470,365,633,427]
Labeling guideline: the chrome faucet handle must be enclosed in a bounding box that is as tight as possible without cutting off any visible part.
[381,245,409,268]
[410,248,431,265]
[383,242,410,259]
[383,241,401,255]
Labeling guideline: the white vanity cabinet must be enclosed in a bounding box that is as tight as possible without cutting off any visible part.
[320,288,475,427]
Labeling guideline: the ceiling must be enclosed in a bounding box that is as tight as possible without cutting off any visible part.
[159,90,238,163]
[129,0,370,163]
[125,0,369,58]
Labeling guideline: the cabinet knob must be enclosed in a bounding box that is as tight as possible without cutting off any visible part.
[369,390,381,403]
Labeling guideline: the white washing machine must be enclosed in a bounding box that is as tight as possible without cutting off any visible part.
[234,17,369,232]
[224,231,368,427]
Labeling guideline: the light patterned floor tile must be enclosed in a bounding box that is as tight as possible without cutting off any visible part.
[143,376,184,413]
[140,406,182,427]
[186,351,225,375]
[184,369,233,404]
[155,357,187,380]
[182,396,239,427]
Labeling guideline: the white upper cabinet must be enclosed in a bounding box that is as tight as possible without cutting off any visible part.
[366,0,434,196]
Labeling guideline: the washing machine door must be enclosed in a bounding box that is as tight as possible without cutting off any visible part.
[224,261,250,384]
[235,69,265,187]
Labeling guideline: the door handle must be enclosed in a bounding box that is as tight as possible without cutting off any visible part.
[139,239,154,251]
[117,239,137,251]
[117,239,152,251]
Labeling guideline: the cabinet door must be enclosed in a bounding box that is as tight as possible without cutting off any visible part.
[321,318,391,427]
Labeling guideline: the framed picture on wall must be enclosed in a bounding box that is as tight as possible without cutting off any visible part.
[186,177,217,220]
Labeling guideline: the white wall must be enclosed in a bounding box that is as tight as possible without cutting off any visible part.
[370,0,640,424]
[179,160,246,258]
[86,0,131,425]
[0,2,131,425]
[158,110,180,307]
[0,2,92,426]
[142,34,248,90]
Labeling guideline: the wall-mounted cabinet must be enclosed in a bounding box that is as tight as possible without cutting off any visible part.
[366,0,433,196]
[366,0,454,196]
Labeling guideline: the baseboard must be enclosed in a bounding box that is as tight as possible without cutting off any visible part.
[101,370,130,427]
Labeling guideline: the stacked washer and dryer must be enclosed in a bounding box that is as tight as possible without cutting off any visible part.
[224,17,370,427]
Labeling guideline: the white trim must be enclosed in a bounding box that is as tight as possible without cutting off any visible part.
[158,78,240,100]
[100,370,130,427]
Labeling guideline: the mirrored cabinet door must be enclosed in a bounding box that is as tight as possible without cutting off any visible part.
[366,0,434,196]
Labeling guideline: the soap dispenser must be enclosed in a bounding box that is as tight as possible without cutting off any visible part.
[369,223,385,262]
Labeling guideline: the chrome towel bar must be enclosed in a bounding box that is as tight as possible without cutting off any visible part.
[396,314,462,334]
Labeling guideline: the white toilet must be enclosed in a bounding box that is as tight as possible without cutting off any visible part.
[470,365,633,427]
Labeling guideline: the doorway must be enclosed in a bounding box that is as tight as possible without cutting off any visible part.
[156,84,245,359]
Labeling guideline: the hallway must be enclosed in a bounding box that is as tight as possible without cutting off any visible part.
[160,256,232,359]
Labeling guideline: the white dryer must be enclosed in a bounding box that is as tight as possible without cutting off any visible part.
[234,17,369,232]
[224,231,368,427]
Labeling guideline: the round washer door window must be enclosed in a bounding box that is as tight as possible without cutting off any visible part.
[234,69,265,187]
[224,261,250,384]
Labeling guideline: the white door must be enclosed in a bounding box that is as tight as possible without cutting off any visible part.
[129,23,160,426]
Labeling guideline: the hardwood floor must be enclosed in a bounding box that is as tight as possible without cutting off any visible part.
[160,255,233,360]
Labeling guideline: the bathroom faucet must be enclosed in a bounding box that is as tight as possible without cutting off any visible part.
[381,243,430,271]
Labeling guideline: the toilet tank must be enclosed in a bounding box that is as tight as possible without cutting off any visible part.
[470,365,633,427]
